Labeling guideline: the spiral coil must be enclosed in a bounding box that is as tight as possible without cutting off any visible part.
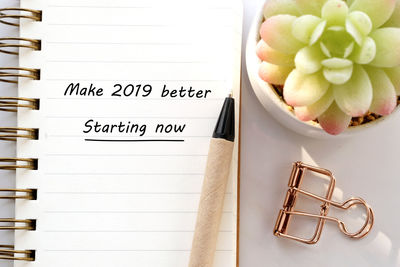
[0,8,42,26]
[0,97,39,112]
[0,219,36,231]
[0,5,42,262]
[0,189,37,200]
[0,158,38,170]
[0,37,41,55]
[0,245,35,261]
[0,127,38,141]
[0,67,40,83]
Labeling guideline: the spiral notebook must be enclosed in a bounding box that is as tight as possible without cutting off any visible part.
[0,0,242,266]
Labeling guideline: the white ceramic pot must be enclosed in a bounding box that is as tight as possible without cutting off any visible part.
[246,6,400,139]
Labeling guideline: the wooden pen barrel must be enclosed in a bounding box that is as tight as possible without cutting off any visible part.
[189,138,234,267]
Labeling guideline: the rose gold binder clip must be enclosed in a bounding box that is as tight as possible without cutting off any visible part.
[274,162,374,244]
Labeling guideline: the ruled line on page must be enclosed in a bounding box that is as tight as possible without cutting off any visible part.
[47,23,234,28]
[45,153,208,157]
[44,249,232,252]
[48,23,169,27]
[48,5,235,11]
[45,98,225,102]
[43,192,232,195]
[45,78,226,82]
[45,116,217,119]
[47,41,192,45]
[48,5,153,9]
[43,230,233,233]
[46,5,240,15]
[84,139,185,142]
[44,172,205,176]
[46,135,210,138]
[44,211,233,214]
[46,60,211,64]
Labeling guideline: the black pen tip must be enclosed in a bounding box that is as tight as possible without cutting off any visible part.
[212,96,235,142]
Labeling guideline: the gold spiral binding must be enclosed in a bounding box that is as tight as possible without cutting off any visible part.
[0,67,40,83]
[0,219,36,231]
[0,189,37,200]
[0,8,42,27]
[0,245,35,261]
[0,158,38,170]
[0,127,38,141]
[0,97,39,112]
[0,6,40,263]
[0,38,41,55]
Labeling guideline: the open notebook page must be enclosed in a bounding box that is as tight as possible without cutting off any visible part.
[15,0,242,266]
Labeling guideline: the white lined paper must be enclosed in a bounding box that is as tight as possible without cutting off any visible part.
[16,0,242,266]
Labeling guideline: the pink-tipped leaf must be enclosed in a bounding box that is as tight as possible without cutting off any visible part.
[283,69,330,107]
[259,61,293,85]
[333,65,373,116]
[256,40,295,66]
[260,15,305,55]
[318,102,352,135]
[365,67,397,115]
[295,87,334,121]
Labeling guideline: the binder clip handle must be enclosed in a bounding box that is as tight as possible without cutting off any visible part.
[335,197,374,239]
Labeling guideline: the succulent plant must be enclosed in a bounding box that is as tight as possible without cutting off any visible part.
[257,0,400,135]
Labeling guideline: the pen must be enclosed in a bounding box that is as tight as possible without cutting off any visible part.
[189,95,235,267]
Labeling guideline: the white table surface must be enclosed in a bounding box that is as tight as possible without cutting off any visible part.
[1,0,399,266]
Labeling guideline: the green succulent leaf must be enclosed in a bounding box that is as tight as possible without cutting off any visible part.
[296,0,329,16]
[295,45,325,74]
[323,65,354,84]
[318,102,352,135]
[333,65,373,116]
[322,0,349,26]
[292,15,323,43]
[283,70,330,106]
[309,20,328,45]
[256,40,295,66]
[350,0,396,28]
[343,42,355,58]
[365,67,397,115]
[322,58,353,68]
[385,66,400,95]
[263,0,301,19]
[320,42,332,57]
[295,87,334,121]
[346,18,364,45]
[351,37,376,64]
[259,62,294,85]
[260,15,305,54]
[322,58,355,84]
[383,0,400,27]
[347,11,372,36]
[369,27,400,67]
